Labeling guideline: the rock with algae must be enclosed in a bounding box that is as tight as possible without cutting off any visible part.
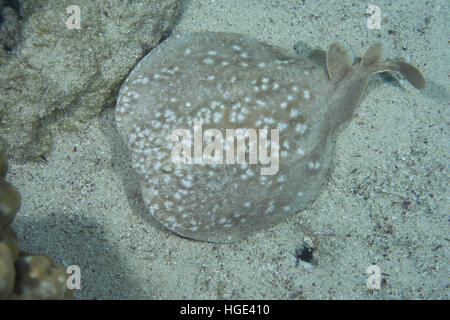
[116,32,425,242]
[0,151,72,299]
[0,0,183,161]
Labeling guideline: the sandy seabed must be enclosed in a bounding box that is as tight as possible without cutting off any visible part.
[8,0,449,299]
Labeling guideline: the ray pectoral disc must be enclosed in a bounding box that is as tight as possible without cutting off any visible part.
[115,32,425,242]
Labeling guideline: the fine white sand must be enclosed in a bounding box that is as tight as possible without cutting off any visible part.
[8,0,448,299]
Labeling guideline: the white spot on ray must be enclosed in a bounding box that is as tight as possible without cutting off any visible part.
[304,90,311,99]
[203,57,214,64]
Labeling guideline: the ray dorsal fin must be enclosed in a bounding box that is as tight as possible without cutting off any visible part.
[361,42,386,67]
[361,43,426,90]
[366,59,426,90]
[391,60,426,89]
[326,41,354,84]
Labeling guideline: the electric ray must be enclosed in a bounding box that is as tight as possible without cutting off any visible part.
[115,32,425,242]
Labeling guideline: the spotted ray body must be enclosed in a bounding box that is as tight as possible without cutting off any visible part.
[115,32,425,242]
